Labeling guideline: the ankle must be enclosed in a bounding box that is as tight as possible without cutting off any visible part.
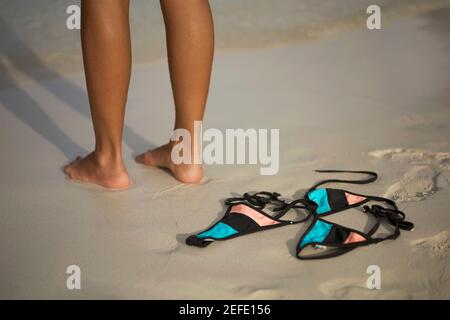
[93,150,124,169]
[169,128,202,164]
[168,140,203,166]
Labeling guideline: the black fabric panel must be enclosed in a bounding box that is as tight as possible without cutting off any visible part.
[297,245,356,260]
[221,213,261,234]
[186,235,213,248]
[324,225,349,244]
[326,188,349,211]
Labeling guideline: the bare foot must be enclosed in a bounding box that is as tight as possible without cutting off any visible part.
[135,143,203,184]
[63,152,131,190]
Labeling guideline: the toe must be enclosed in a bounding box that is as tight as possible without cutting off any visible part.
[63,165,70,176]
[63,157,82,178]
[67,157,81,167]
[135,153,146,164]
[136,151,155,166]
[63,161,73,174]
[63,166,75,179]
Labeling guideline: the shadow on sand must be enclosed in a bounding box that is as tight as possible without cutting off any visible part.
[0,17,153,159]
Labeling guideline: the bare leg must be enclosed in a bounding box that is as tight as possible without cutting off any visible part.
[64,0,131,189]
[136,0,214,183]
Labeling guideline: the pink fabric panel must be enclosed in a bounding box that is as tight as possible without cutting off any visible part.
[230,204,280,227]
[345,192,366,205]
[344,232,366,244]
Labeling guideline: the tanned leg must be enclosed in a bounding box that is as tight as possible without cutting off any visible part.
[64,0,131,189]
[136,0,214,184]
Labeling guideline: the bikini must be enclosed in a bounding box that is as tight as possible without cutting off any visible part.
[298,170,414,259]
[186,191,312,248]
[186,171,414,260]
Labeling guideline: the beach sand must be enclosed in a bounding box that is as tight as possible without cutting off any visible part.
[0,8,450,299]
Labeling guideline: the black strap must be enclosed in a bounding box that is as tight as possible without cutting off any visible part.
[272,198,313,222]
[306,170,378,196]
[363,204,414,243]
[224,192,311,223]
[365,194,398,209]
[224,191,289,211]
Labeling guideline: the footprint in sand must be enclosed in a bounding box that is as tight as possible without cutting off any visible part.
[385,165,438,202]
[369,148,450,202]
[412,231,450,259]
[399,114,450,129]
[236,287,283,299]
[368,148,450,169]
[319,278,412,299]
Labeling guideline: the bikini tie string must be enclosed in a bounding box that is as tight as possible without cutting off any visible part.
[363,204,414,231]
[224,191,288,211]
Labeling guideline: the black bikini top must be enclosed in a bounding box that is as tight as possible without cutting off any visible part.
[186,191,312,248]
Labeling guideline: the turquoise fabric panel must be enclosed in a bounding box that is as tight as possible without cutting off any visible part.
[300,220,332,248]
[308,188,331,214]
[197,222,238,239]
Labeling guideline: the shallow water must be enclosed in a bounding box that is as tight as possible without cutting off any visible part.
[0,0,449,88]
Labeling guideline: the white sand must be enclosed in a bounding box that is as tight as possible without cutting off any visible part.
[1,9,450,299]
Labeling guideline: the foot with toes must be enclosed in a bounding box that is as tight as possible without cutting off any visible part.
[64,152,131,190]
